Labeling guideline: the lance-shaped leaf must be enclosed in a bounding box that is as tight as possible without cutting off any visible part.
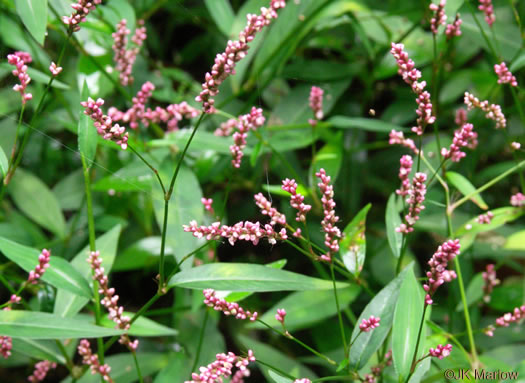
[11,339,66,364]
[0,237,92,298]
[348,264,412,369]
[15,0,48,45]
[386,193,403,258]
[446,171,488,209]
[78,80,97,168]
[168,263,348,292]
[340,203,371,276]
[0,310,124,339]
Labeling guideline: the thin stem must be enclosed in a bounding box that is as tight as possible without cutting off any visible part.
[131,351,144,383]
[407,304,428,381]
[256,319,336,365]
[8,104,25,168]
[331,262,348,357]
[157,199,169,293]
[55,340,74,373]
[128,145,166,194]
[396,235,408,275]
[255,359,297,380]
[466,1,499,59]
[191,309,209,372]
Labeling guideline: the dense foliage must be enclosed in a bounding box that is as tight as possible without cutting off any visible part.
[0,0,525,382]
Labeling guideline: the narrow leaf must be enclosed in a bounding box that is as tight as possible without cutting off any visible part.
[78,80,97,168]
[0,310,124,339]
[168,263,348,292]
[446,171,488,209]
[11,339,66,364]
[204,0,234,36]
[386,193,403,258]
[15,0,48,45]
[340,203,371,275]
[0,146,7,178]
[310,140,343,184]
[349,264,412,369]
[8,169,66,238]
[329,116,407,132]
[0,237,92,298]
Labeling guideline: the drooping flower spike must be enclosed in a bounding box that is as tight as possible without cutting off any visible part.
[423,240,460,305]
[316,168,341,262]
[62,0,102,32]
[203,289,258,321]
[7,51,32,104]
[254,193,287,226]
[389,130,419,155]
[185,350,256,383]
[196,0,287,113]
[78,339,114,382]
[441,123,477,162]
[464,92,506,129]
[81,98,129,150]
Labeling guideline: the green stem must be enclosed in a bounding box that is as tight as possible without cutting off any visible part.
[131,351,144,383]
[191,309,209,372]
[157,198,169,293]
[406,305,428,382]
[255,359,297,380]
[396,235,408,275]
[466,1,499,59]
[331,262,348,357]
[128,145,166,194]
[55,340,74,373]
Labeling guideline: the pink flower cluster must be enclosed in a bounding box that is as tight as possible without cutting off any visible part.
[204,289,257,321]
[184,220,287,246]
[429,0,447,34]
[49,62,63,76]
[389,130,419,155]
[397,172,427,234]
[0,334,12,359]
[112,19,147,86]
[441,123,476,162]
[478,0,495,27]
[231,107,265,168]
[390,43,435,135]
[27,249,51,284]
[196,0,286,113]
[81,98,129,150]
[275,308,287,325]
[109,81,154,130]
[186,350,255,383]
[396,155,413,197]
[7,51,32,104]
[254,193,287,226]
[476,211,494,224]
[28,360,57,383]
[62,0,102,32]
[495,305,525,328]
[308,86,324,126]
[511,142,521,150]
[428,344,452,359]
[282,179,311,222]
[445,14,463,38]
[423,240,460,305]
[201,198,214,215]
[88,251,138,351]
[294,380,312,383]
[482,264,499,303]
[78,339,114,382]
[511,192,525,207]
[316,168,341,262]
[359,315,381,332]
[464,92,506,129]
[494,62,518,87]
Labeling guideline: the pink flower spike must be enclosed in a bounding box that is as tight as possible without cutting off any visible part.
[476,211,494,225]
[254,193,287,226]
[9,295,21,304]
[494,305,525,328]
[185,349,256,383]
[62,0,102,32]
[494,62,518,87]
[49,62,63,76]
[511,192,525,207]
[78,339,114,382]
[196,0,287,113]
[7,51,32,105]
[359,315,380,332]
[282,178,311,222]
[316,168,341,262]
[396,155,413,197]
[81,97,129,150]
[203,289,257,321]
[229,107,265,168]
[201,198,214,215]
[429,0,447,34]
[308,86,324,126]
[428,344,452,359]
[275,308,287,325]
[478,0,495,27]
[27,249,51,284]
[445,14,462,39]
[464,91,506,129]
[423,240,460,306]
[389,130,419,155]
[0,335,12,359]
[441,123,476,162]
[28,360,57,383]
[397,172,427,234]
[482,264,499,303]
[112,19,147,85]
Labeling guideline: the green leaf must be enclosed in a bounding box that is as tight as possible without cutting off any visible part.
[15,0,48,45]
[268,370,294,383]
[455,273,484,312]
[386,193,403,258]
[0,310,124,339]
[283,59,361,81]
[392,266,428,381]
[148,130,248,155]
[11,339,66,364]
[310,140,343,184]
[349,264,412,369]
[153,353,191,383]
[408,357,431,383]
[78,81,97,168]
[77,313,178,337]
[26,66,69,89]
[8,169,66,238]
[0,145,7,178]
[446,171,488,209]
[168,263,348,292]
[204,0,234,36]
[340,204,371,276]
[504,230,525,250]
[153,163,203,267]
[0,237,92,298]
[329,116,407,132]
[54,225,122,317]
[249,287,360,332]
